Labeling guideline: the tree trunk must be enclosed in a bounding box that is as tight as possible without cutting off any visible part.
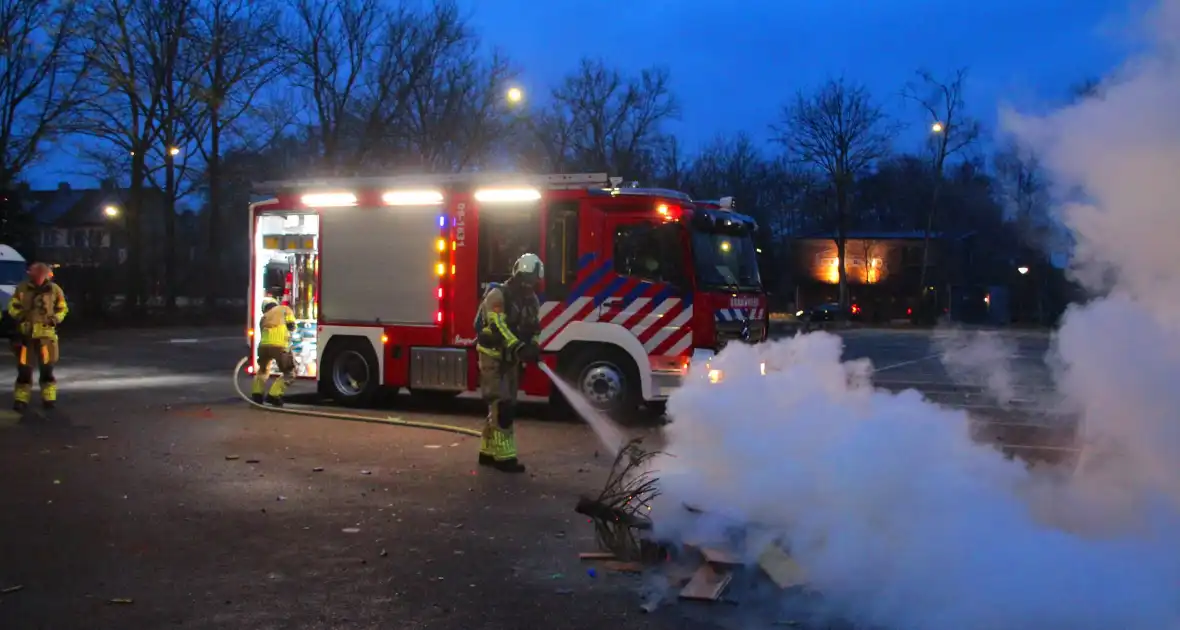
[917,178,942,294]
[164,157,177,312]
[835,184,849,316]
[125,154,146,315]
[206,107,221,312]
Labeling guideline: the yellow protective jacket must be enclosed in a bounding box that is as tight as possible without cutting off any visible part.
[475,285,539,362]
[259,303,296,347]
[7,280,68,341]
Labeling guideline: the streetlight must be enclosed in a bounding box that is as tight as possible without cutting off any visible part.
[506,87,523,104]
[931,121,944,134]
[1017,266,1029,275]
[103,205,119,218]
[168,146,181,157]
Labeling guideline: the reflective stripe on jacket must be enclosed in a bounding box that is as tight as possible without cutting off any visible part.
[259,304,296,347]
[475,285,539,361]
[7,280,68,340]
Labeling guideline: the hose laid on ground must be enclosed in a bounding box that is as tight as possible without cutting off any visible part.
[232,356,482,437]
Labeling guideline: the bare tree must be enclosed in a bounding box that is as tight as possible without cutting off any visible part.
[538,58,679,180]
[0,0,90,189]
[283,0,382,170]
[76,0,197,311]
[188,0,284,308]
[284,0,500,173]
[396,4,517,172]
[772,78,893,312]
[903,68,981,296]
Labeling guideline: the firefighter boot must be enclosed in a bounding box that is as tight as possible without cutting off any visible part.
[250,374,267,405]
[478,425,494,466]
[490,427,526,474]
[265,377,286,407]
[41,381,57,410]
[478,400,499,466]
[13,380,31,412]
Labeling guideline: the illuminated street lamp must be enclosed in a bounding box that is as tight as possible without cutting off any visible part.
[506,87,523,104]
[168,146,181,157]
[931,121,944,134]
[103,205,119,218]
[1017,266,1029,275]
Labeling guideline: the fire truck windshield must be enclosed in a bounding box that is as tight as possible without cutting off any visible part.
[691,228,761,292]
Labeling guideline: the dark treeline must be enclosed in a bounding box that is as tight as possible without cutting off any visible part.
[0,0,1079,317]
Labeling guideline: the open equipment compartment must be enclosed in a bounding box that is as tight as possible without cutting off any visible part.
[253,211,320,378]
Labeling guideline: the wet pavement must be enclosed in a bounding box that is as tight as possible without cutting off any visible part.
[0,326,1067,628]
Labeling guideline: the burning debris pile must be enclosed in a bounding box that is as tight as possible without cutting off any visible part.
[573,437,809,609]
[573,438,661,563]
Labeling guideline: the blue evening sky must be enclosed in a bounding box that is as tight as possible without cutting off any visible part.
[28,0,1138,189]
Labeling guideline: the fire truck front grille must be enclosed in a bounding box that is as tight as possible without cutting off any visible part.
[714,322,755,351]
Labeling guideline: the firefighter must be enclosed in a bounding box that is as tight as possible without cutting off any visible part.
[8,262,68,411]
[251,287,297,407]
[475,253,543,473]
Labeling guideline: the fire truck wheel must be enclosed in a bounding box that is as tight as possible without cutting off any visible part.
[567,347,641,419]
[321,339,380,407]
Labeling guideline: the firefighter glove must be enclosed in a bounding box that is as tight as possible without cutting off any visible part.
[517,342,540,364]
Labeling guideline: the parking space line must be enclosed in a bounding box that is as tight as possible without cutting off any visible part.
[872,353,942,373]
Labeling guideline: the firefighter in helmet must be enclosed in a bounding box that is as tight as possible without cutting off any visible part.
[475,253,543,473]
[7,262,68,411]
[251,287,297,407]
[260,290,280,313]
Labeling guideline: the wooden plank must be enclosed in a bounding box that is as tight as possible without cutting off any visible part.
[757,544,807,589]
[700,546,742,565]
[578,552,616,561]
[679,564,733,601]
[603,561,645,573]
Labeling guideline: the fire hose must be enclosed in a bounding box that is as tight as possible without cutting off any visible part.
[232,356,482,437]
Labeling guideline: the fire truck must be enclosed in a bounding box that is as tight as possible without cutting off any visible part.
[246,172,766,417]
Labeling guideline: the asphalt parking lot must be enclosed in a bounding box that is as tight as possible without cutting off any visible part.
[0,325,1069,629]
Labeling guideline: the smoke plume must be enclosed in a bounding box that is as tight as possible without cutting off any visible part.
[649,1,1180,627]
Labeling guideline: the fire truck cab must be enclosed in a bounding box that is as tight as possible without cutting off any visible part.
[247,172,766,417]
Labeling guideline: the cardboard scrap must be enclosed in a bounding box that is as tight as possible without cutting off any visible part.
[757,543,807,588]
[679,564,733,600]
[602,560,645,573]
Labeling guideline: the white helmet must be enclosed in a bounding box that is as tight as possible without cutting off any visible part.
[512,253,544,280]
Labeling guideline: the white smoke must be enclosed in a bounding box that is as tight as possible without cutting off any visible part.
[934,326,1019,406]
[649,1,1180,627]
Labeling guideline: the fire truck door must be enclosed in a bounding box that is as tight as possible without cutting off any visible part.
[598,216,687,328]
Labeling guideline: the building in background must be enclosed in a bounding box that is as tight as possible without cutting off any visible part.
[792,231,940,322]
[18,181,202,313]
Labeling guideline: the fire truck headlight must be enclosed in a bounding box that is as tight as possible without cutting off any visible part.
[708,369,723,384]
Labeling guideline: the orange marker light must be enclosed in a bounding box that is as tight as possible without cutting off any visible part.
[381,334,389,344]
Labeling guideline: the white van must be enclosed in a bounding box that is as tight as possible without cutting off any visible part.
[0,245,26,304]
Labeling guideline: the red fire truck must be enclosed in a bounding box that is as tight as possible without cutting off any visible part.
[246,172,766,416]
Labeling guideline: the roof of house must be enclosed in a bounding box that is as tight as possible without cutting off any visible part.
[24,184,156,227]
